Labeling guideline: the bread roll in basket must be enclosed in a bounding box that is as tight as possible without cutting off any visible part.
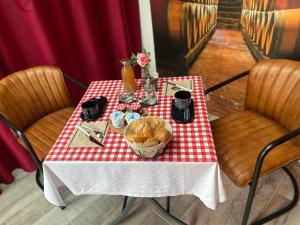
[124,116,172,158]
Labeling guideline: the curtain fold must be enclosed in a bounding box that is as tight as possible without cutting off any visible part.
[0,0,141,184]
[0,122,36,183]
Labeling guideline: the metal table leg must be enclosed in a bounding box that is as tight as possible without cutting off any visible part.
[108,197,137,225]
[109,196,187,225]
[148,198,187,225]
[167,196,170,213]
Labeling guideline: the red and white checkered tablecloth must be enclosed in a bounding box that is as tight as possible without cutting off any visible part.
[45,76,217,162]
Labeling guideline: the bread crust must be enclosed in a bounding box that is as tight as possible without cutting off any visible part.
[125,117,171,147]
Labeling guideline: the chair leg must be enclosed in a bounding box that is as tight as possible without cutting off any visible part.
[251,167,299,225]
[35,170,44,191]
[242,167,299,225]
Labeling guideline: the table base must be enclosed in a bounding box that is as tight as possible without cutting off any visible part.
[109,196,187,225]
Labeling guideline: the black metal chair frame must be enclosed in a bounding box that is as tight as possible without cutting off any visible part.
[0,72,88,192]
[205,70,300,225]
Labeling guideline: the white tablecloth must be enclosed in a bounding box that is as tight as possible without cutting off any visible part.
[43,160,226,210]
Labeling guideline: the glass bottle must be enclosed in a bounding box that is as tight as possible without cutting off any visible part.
[120,59,137,92]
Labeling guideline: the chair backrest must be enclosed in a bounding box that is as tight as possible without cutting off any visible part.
[0,66,72,131]
[245,59,300,132]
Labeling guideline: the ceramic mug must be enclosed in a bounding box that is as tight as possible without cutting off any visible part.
[174,91,191,109]
[81,99,100,119]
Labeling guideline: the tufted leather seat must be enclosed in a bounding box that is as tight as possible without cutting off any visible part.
[22,107,74,160]
[0,66,74,161]
[211,110,300,187]
[211,59,300,187]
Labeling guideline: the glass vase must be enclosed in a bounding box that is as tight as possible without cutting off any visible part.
[140,67,157,106]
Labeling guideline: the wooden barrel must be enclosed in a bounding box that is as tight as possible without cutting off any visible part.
[247,0,252,10]
[241,10,249,30]
[261,11,274,51]
[213,0,217,4]
[192,3,200,45]
[242,10,250,31]
[200,4,208,36]
[251,0,257,10]
[254,11,262,44]
[198,4,203,39]
[206,5,210,30]
[199,4,204,38]
[247,0,251,9]
[264,9,300,58]
[259,0,300,11]
[203,4,207,33]
[248,11,256,39]
[207,5,212,30]
[246,10,252,35]
[212,5,217,27]
[254,0,259,10]
[155,0,218,56]
[244,10,249,33]
[211,5,217,27]
[258,0,266,11]
[252,11,259,40]
[242,0,246,9]
[211,5,215,28]
[257,12,268,49]
[241,10,246,29]
[252,0,257,10]
[198,0,207,4]
[253,12,260,41]
[206,5,211,31]
[167,0,183,53]
[182,3,194,52]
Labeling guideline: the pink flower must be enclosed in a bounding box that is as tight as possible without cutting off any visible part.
[137,53,150,67]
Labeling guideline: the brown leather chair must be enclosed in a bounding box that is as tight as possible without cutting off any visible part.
[0,66,87,190]
[205,59,300,225]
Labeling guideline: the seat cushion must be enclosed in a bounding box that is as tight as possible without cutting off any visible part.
[22,107,74,160]
[211,110,300,187]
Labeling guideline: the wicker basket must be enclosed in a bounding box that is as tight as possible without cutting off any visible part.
[124,117,172,158]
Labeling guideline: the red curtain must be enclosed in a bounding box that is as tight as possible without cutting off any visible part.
[0,0,141,184]
[0,122,36,184]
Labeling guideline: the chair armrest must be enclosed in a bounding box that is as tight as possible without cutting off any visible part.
[63,73,89,90]
[242,127,300,225]
[0,114,43,174]
[204,70,250,95]
[254,128,300,177]
[250,127,300,187]
[258,127,300,165]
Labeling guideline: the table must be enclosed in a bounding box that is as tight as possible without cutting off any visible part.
[43,76,226,224]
